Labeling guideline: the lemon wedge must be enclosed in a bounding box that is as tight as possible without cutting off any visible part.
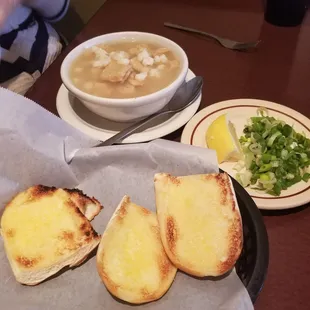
[205,114,242,163]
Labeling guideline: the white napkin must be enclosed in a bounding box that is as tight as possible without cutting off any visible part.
[0,88,253,310]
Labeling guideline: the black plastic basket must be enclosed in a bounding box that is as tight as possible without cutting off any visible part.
[226,172,269,303]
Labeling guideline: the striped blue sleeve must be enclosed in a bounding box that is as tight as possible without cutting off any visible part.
[45,0,70,23]
[26,0,70,23]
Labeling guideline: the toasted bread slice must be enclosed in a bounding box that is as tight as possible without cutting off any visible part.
[96,196,177,304]
[154,173,243,277]
[64,188,103,221]
[0,185,101,285]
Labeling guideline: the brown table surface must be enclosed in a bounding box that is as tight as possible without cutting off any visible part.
[26,0,310,309]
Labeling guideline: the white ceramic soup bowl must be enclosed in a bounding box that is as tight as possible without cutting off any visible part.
[60,32,188,122]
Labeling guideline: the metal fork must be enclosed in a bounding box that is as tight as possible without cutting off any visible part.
[164,22,260,51]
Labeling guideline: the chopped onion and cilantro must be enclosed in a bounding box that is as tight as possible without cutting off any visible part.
[235,108,310,196]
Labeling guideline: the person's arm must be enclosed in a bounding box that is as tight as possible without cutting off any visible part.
[25,0,70,23]
[0,0,70,28]
[0,0,21,28]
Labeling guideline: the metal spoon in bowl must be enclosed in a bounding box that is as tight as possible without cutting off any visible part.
[95,76,203,147]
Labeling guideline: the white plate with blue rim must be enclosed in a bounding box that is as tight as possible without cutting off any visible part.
[181,98,310,210]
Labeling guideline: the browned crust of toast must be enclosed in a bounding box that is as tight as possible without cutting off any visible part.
[64,188,103,219]
[157,251,176,282]
[31,185,58,197]
[4,186,103,217]
[217,217,243,275]
[154,173,180,186]
[63,199,100,243]
[214,173,236,209]
[3,185,57,210]
[15,256,43,269]
[150,222,176,283]
[96,250,120,297]
[165,216,178,256]
[117,196,130,220]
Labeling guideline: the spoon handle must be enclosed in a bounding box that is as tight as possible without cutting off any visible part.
[95,110,169,147]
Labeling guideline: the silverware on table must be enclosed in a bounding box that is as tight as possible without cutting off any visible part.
[95,76,203,147]
[164,22,260,51]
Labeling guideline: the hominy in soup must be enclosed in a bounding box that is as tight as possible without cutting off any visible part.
[70,41,181,99]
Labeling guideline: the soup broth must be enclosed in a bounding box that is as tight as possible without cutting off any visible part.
[70,41,181,99]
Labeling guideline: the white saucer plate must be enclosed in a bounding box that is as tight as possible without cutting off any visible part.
[56,69,201,144]
[181,99,310,210]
